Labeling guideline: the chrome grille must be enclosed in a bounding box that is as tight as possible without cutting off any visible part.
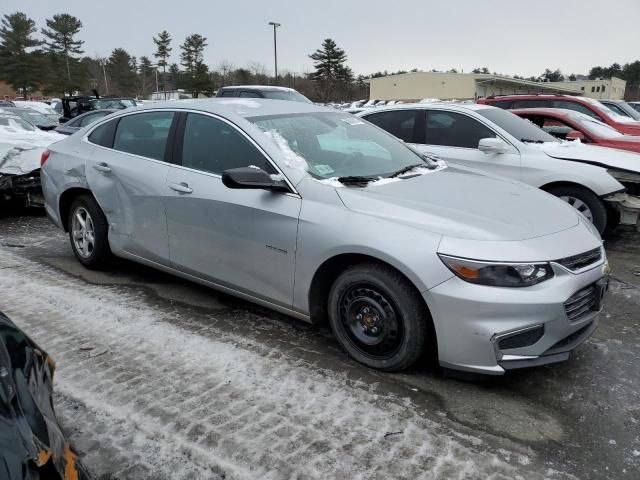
[564,284,597,322]
[556,248,602,272]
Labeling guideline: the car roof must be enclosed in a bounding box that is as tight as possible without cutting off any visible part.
[357,102,493,115]
[134,98,330,118]
[219,85,297,92]
[510,107,575,117]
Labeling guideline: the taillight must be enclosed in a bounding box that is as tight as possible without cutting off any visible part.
[40,149,51,167]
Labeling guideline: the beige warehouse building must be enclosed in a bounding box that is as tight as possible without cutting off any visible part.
[367,72,582,102]
[549,77,626,100]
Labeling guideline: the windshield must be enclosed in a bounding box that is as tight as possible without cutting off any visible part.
[249,112,431,180]
[91,99,136,110]
[0,115,37,131]
[478,108,559,143]
[605,102,640,121]
[262,90,313,104]
[23,110,55,125]
[575,117,624,139]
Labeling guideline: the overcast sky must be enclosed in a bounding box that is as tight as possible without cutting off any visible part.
[3,0,640,77]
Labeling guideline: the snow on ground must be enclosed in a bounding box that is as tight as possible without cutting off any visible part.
[0,248,572,480]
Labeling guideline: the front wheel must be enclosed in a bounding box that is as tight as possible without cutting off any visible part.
[547,185,608,235]
[328,263,430,371]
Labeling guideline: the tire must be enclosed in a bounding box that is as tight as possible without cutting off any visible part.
[546,185,608,235]
[67,194,112,269]
[328,263,430,371]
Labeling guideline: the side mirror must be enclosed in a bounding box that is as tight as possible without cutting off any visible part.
[222,167,289,192]
[478,137,510,154]
[565,130,585,141]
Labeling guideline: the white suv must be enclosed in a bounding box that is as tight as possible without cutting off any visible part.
[359,103,640,234]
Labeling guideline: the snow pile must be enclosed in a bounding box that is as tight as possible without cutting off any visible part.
[0,126,64,175]
[318,164,447,188]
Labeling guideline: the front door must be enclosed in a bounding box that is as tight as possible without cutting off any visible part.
[165,112,301,308]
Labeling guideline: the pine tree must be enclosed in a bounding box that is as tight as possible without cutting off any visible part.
[41,13,84,95]
[0,12,41,97]
[180,34,209,97]
[107,48,138,96]
[153,30,172,96]
[138,55,155,97]
[309,38,353,102]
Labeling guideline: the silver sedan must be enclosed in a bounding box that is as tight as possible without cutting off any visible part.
[40,99,608,374]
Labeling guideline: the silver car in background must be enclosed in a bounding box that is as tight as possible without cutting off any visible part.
[40,99,608,374]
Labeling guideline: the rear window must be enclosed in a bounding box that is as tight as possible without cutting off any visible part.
[88,119,118,147]
[486,100,512,109]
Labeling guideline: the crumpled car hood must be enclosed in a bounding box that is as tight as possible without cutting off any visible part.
[540,141,640,173]
[0,311,90,480]
[335,165,579,241]
[0,127,64,175]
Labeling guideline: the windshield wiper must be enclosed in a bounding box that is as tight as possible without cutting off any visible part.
[520,138,545,144]
[388,163,425,178]
[337,175,376,186]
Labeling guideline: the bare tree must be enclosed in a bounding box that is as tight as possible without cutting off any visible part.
[217,60,235,86]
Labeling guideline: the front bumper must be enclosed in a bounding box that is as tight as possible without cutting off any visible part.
[424,259,608,375]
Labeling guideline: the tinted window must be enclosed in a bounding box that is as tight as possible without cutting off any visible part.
[364,110,421,143]
[486,100,512,109]
[80,111,109,127]
[603,103,628,117]
[181,113,274,175]
[239,91,262,98]
[113,111,175,161]
[425,111,496,148]
[88,119,118,147]
[512,99,551,108]
[478,108,558,143]
[219,90,236,97]
[552,100,601,120]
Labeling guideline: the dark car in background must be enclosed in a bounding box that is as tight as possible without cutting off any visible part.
[216,85,312,103]
[599,99,640,121]
[0,106,58,131]
[55,109,116,135]
[0,100,15,107]
[0,310,91,480]
[59,95,136,123]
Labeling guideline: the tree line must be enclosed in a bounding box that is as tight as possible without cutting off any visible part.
[0,11,366,102]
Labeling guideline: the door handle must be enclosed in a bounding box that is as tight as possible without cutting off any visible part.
[93,163,111,173]
[169,182,193,194]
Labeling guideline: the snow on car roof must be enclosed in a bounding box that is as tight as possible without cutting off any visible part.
[356,102,493,114]
[135,98,330,119]
[220,85,296,92]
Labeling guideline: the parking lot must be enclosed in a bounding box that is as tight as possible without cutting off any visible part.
[0,210,638,479]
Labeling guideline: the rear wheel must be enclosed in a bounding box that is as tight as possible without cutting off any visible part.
[68,195,112,269]
[328,263,430,371]
[547,185,608,235]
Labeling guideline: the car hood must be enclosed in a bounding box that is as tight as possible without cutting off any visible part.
[334,165,579,241]
[0,127,64,175]
[539,141,640,173]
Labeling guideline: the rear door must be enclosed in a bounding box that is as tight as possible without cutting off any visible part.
[85,110,177,264]
[165,112,301,307]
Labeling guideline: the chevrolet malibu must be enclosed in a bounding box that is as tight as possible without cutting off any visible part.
[40,99,609,374]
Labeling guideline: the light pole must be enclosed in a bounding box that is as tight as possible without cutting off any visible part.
[268,21,281,85]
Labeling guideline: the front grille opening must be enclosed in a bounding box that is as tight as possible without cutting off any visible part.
[550,322,592,350]
[498,325,545,350]
[564,284,597,322]
[556,247,602,272]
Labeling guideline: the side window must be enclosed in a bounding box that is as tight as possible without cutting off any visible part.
[113,111,175,161]
[239,91,262,98]
[604,103,626,117]
[539,117,575,140]
[88,119,118,148]
[181,113,275,175]
[219,90,236,97]
[512,99,551,108]
[364,110,422,143]
[425,111,496,149]
[552,101,601,120]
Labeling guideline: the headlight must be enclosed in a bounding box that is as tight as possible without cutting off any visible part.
[438,254,554,287]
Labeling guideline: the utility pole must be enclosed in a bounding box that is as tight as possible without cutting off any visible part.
[268,22,281,85]
[101,59,109,95]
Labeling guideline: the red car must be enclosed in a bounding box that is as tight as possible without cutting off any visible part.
[512,108,640,154]
[477,95,640,135]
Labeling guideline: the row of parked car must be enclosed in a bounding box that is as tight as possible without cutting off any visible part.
[3,87,640,376]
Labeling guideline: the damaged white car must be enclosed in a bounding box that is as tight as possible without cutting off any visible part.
[0,113,64,208]
[360,104,640,233]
